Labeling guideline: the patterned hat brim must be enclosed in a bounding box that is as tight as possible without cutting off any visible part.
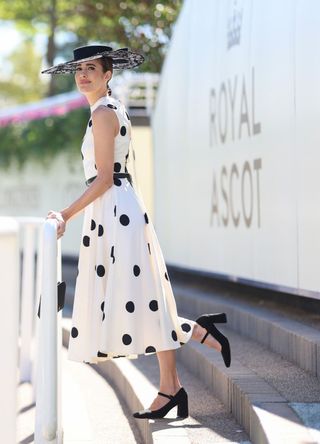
[41,47,145,74]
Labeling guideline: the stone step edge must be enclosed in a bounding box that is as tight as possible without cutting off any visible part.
[61,318,191,444]
[177,326,314,444]
[173,284,320,379]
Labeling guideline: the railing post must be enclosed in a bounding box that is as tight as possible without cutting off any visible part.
[145,73,153,116]
[35,218,63,443]
[20,223,36,382]
[0,217,19,444]
[32,222,44,403]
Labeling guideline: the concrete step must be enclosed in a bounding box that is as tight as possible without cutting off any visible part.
[62,318,252,444]
[176,308,320,444]
[17,342,143,443]
[173,283,320,379]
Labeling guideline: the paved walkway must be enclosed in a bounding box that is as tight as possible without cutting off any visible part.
[17,347,143,444]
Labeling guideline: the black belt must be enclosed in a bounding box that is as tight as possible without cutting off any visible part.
[85,172,133,187]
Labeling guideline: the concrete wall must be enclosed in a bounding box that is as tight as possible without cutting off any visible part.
[151,0,320,298]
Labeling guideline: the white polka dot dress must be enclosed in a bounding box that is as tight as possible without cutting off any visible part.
[67,94,196,364]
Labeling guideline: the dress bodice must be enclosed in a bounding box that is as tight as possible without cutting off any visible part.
[81,94,132,181]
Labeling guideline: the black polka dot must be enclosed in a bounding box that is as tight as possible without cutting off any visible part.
[180,342,185,345]
[147,243,151,254]
[145,346,156,353]
[125,301,135,313]
[165,272,169,281]
[122,334,132,345]
[107,103,117,109]
[91,219,96,230]
[97,351,108,357]
[181,323,191,332]
[114,178,121,186]
[172,330,178,341]
[114,162,121,172]
[101,301,105,312]
[125,152,129,159]
[133,265,140,276]
[110,245,115,263]
[96,265,105,277]
[119,214,130,226]
[149,300,158,311]
[120,125,126,136]
[88,119,92,127]
[94,163,97,170]
[83,235,90,247]
[102,313,105,321]
[81,152,84,160]
[114,205,117,216]
[125,111,130,120]
[144,213,149,223]
[98,224,104,236]
[71,327,78,338]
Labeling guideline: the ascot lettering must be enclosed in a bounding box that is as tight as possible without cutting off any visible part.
[209,66,261,145]
[210,158,262,228]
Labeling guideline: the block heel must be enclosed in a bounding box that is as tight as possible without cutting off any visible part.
[196,312,227,324]
[176,390,189,418]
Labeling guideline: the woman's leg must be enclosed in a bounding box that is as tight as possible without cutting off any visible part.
[148,323,222,410]
[148,349,181,409]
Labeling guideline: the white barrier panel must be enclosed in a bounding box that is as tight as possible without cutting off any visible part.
[0,217,19,444]
[152,0,320,299]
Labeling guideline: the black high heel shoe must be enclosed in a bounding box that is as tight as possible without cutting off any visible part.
[196,313,231,367]
[132,387,189,419]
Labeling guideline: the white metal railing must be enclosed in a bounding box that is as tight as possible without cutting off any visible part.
[112,71,160,116]
[34,218,63,443]
[0,217,20,444]
[1,216,64,443]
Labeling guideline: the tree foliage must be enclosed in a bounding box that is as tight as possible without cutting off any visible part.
[0,0,182,95]
[0,108,89,170]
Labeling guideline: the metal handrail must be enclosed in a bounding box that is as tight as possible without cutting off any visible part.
[34,218,63,443]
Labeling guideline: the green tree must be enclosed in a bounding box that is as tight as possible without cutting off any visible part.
[0,38,45,106]
[0,0,182,96]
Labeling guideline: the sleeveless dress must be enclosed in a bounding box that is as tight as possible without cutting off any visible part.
[67,94,196,364]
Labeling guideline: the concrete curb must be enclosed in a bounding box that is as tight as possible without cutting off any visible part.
[173,284,320,379]
[62,320,191,444]
[177,335,314,444]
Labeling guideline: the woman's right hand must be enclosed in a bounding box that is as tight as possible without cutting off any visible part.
[46,210,66,239]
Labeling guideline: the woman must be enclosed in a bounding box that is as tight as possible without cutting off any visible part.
[41,44,231,419]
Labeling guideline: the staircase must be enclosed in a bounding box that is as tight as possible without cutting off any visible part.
[55,260,320,444]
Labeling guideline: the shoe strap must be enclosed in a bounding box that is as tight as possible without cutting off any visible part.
[158,391,174,400]
[201,331,210,344]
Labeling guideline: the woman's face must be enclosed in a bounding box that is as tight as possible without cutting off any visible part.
[74,59,111,94]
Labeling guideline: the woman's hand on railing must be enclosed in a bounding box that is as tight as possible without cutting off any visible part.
[46,211,66,240]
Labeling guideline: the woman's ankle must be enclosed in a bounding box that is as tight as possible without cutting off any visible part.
[159,383,182,395]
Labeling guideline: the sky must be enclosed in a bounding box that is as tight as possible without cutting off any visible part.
[0,21,46,64]
[0,20,79,75]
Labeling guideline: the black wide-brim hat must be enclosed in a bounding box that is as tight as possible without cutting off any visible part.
[41,44,145,74]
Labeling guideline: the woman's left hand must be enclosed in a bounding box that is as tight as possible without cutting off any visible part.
[46,210,66,239]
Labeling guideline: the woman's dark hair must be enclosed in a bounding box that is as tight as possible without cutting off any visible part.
[98,56,113,96]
